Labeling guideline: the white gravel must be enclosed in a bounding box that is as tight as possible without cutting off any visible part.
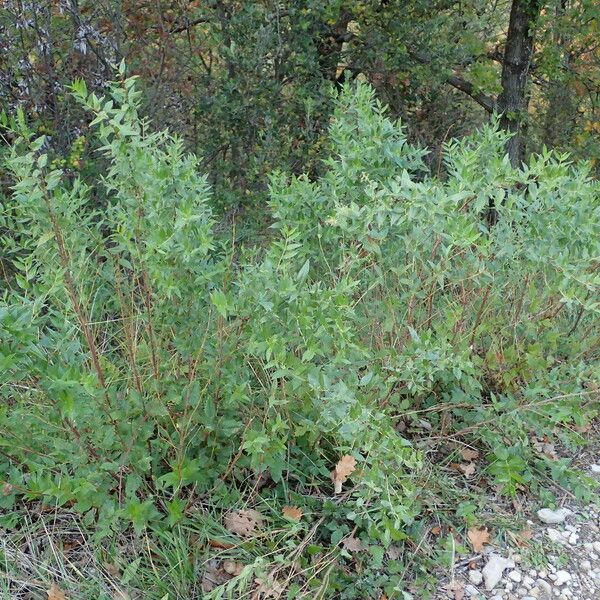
[436,463,600,600]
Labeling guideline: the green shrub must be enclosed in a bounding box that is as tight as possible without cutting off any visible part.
[1,74,598,595]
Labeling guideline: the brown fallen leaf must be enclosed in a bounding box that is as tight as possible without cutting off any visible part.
[459,462,476,477]
[514,528,534,547]
[208,538,235,549]
[431,526,442,535]
[452,581,465,600]
[467,526,490,552]
[282,506,303,521]
[253,575,286,598]
[443,580,464,600]
[224,509,263,537]
[342,535,365,552]
[222,560,245,576]
[459,447,480,461]
[201,560,231,593]
[330,455,357,494]
[47,584,67,600]
[103,562,120,577]
[386,545,402,560]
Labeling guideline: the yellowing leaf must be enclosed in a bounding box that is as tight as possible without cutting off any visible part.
[47,584,67,600]
[282,506,303,521]
[224,509,263,537]
[330,455,356,494]
[467,526,490,552]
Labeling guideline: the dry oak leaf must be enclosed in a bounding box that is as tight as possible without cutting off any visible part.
[459,462,476,477]
[459,447,480,461]
[342,535,365,552]
[201,560,231,593]
[467,526,490,552]
[222,560,245,577]
[282,505,303,521]
[514,528,534,547]
[224,509,264,537]
[47,584,67,600]
[330,454,357,494]
[253,575,286,598]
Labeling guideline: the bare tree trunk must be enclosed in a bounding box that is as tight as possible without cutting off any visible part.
[497,0,544,167]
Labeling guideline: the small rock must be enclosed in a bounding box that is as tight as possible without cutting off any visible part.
[568,532,579,545]
[547,529,565,543]
[469,570,483,586]
[483,554,515,591]
[465,584,480,597]
[523,576,535,587]
[581,560,592,571]
[537,508,571,524]
[554,570,571,586]
[593,541,600,552]
[536,579,553,599]
[590,464,600,473]
[508,570,522,583]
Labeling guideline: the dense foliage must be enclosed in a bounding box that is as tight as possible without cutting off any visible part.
[1,0,599,205]
[0,73,598,597]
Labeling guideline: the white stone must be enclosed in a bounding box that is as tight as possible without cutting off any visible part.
[593,541,600,552]
[508,570,522,583]
[590,464,600,473]
[483,554,515,591]
[465,584,480,597]
[536,579,553,599]
[581,560,592,571]
[547,529,565,543]
[537,508,572,524]
[469,569,483,585]
[554,570,571,586]
[568,532,579,545]
[524,576,535,587]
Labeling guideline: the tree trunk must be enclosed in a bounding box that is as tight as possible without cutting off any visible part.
[497,0,544,167]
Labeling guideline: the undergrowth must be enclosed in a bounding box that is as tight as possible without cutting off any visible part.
[0,70,598,598]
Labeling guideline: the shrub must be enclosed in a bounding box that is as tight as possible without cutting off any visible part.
[0,74,598,595]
